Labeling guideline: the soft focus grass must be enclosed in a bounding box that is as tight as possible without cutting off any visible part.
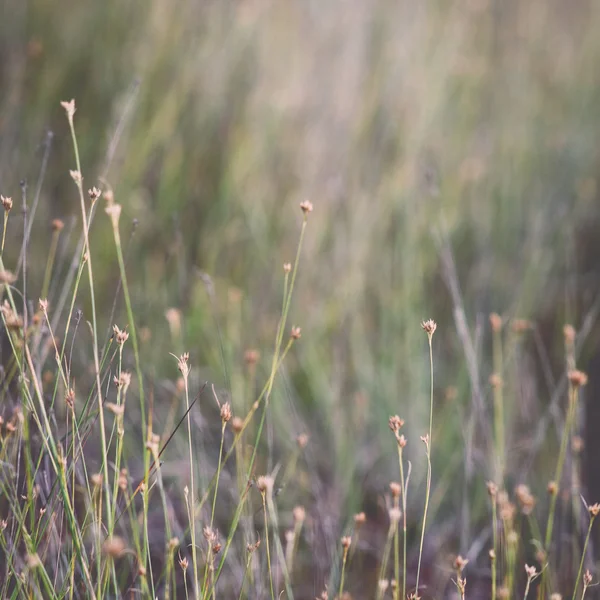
[2,0,600,597]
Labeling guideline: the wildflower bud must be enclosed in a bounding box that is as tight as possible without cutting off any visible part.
[547,480,558,495]
[389,482,401,498]
[179,556,189,570]
[341,536,352,550]
[283,263,292,274]
[291,326,302,340]
[489,549,496,560]
[584,570,593,586]
[398,434,407,448]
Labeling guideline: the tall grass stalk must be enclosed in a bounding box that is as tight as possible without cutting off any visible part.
[543,370,587,593]
[415,319,437,595]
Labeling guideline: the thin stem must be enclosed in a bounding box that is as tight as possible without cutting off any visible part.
[574,514,596,599]
[339,547,349,599]
[416,332,434,594]
[262,491,275,600]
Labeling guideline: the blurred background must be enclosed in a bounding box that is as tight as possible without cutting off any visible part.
[2,0,600,596]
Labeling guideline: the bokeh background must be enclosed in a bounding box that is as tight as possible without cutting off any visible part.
[2,0,600,596]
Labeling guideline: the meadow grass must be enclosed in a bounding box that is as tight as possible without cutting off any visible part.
[2,1,600,598]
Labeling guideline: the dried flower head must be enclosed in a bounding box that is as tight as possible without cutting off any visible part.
[69,170,82,185]
[106,402,125,417]
[176,353,190,378]
[283,263,292,274]
[244,349,260,366]
[456,577,467,595]
[524,564,537,579]
[1,196,12,212]
[256,475,274,495]
[291,326,302,340]
[179,555,189,571]
[220,402,232,423]
[388,507,402,524]
[26,553,41,569]
[511,319,532,333]
[231,416,244,433]
[293,505,306,524]
[389,482,401,498]
[105,202,122,227]
[297,433,309,448]
[51,218,64,231]
[571,435,584,454]
[112,325,129,345]
[489,313,502,333]
[547,480,558,496]
[515,484,536,515]
[584,570,593,586]
[341,536,352,550]
[588,503,600,517]
[354,512,366,527]
[300,200,313,215]
[454,555,469,572]
[563,324,576,344]
[489,373,503,389]
[489,549,496,560]
[103,536,126,558]
[486,481,498,498]
[388,415,405,434]
[88,187,101,201]
[421,319,437,336]
[568,370,588,388]
[0,270,16,285]
[398,434,407,448]
[203,526,217,544]
[60,99,76,120]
